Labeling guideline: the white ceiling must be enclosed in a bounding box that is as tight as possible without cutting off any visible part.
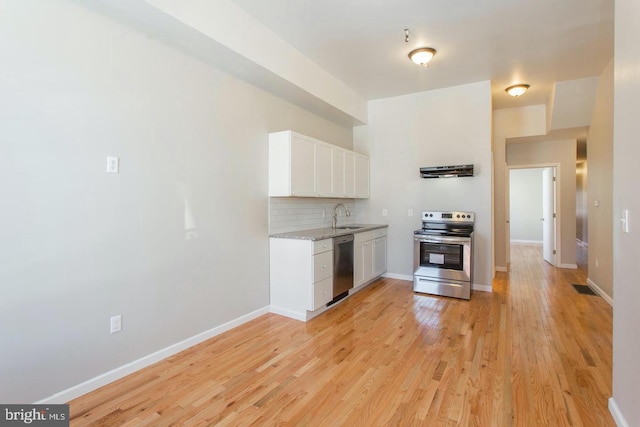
[229,0,613,110]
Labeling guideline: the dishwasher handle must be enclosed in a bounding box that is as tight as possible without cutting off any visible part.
[333,234,354,245]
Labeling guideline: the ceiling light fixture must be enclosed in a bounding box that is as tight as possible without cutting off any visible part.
[505,84,530,97]
[408,47,437,67]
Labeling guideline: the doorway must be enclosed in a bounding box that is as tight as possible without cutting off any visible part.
[506,165,559,270]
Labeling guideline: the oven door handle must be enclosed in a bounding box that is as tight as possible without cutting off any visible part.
[414,236,471,245]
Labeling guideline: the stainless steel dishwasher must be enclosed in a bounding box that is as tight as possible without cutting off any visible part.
[331,234,354,303]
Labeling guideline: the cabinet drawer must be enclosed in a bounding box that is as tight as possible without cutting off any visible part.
[313,239,332,254]
[313,250,333,282]
[312,276,333,310]
[371,228,387,239]
[355,228,387,244]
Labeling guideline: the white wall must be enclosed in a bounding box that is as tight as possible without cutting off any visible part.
[493,105,547,139]
[0,0,352,403]
[509,168,543,243]
[586,59,614,298]
[353,81,493,289]
[506,140,577,267]
[493,105,547,270]
[611,0,640,424]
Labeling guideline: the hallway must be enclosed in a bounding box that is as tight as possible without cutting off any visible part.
[501,243,613,425]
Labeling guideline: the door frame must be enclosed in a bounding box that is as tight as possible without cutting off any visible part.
[506,163,561,269]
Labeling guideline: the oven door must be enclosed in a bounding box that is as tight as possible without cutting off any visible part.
[413,235,472,283]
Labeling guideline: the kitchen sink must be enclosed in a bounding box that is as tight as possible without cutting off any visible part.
[335,226,364,230]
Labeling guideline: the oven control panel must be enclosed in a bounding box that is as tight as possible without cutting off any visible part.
[422,211,475,223]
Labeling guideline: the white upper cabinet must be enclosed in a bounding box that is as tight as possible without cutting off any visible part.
[269,131,317,197]
[316,143,332,197]
[331,147,346,198]
[344,151,356,198]
[269,131,369,199]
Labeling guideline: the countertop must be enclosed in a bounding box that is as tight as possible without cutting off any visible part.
[269,224,388,241]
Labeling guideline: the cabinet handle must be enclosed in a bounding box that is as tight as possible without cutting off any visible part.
[323,264,327,268]
[323,244,327,248]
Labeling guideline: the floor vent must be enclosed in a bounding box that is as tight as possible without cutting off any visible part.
[572,284,598,296]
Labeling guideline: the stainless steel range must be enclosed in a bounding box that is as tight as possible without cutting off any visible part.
[413,211,475,300]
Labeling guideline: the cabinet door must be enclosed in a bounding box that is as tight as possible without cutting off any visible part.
[373,237,387,277]
[354,241,365,287]
[355,153,370,199]
[344,151,355,198]
[291,136,317,196]
[363,240,374,282]
[332,148,346,197]
[316,143,332,197]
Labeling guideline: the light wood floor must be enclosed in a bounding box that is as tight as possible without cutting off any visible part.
[69,245,613,426]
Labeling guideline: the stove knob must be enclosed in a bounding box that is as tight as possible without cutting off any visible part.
[457,214,460,218]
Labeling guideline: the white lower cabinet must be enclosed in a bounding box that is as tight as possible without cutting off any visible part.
[354,228,387,288]
[270,238,333,321]
[373,236,387,278]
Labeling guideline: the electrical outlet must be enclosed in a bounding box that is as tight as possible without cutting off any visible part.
[106,156,119,173]
[408,209,413,217]
[110,315,122,334]
[382,209,388,217]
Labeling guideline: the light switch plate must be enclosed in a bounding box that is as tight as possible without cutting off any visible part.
[622,209,630,233]
[382,209,388,217]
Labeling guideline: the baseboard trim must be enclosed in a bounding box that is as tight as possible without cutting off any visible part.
[510,239,543,245]
[473,284,493,293]
[269,306,306,321]
[495,266,508,272]
[609,397,630,427]
[383,273,414,281]
[36,306,270,404]
[587,278,613,307]
[559,263,578,269]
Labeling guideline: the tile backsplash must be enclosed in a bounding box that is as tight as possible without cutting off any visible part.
[269,198,356,234]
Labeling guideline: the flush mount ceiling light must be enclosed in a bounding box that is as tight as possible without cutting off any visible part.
[408,47,437,67]
[505,84,530,97]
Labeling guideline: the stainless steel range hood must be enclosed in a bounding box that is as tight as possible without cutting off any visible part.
[420,164,474,178]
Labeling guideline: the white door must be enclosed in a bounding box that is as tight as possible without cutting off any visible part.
[505,163,510,269]
[542,167,557,265]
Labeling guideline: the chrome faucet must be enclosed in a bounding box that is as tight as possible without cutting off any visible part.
[332,203,351,228]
